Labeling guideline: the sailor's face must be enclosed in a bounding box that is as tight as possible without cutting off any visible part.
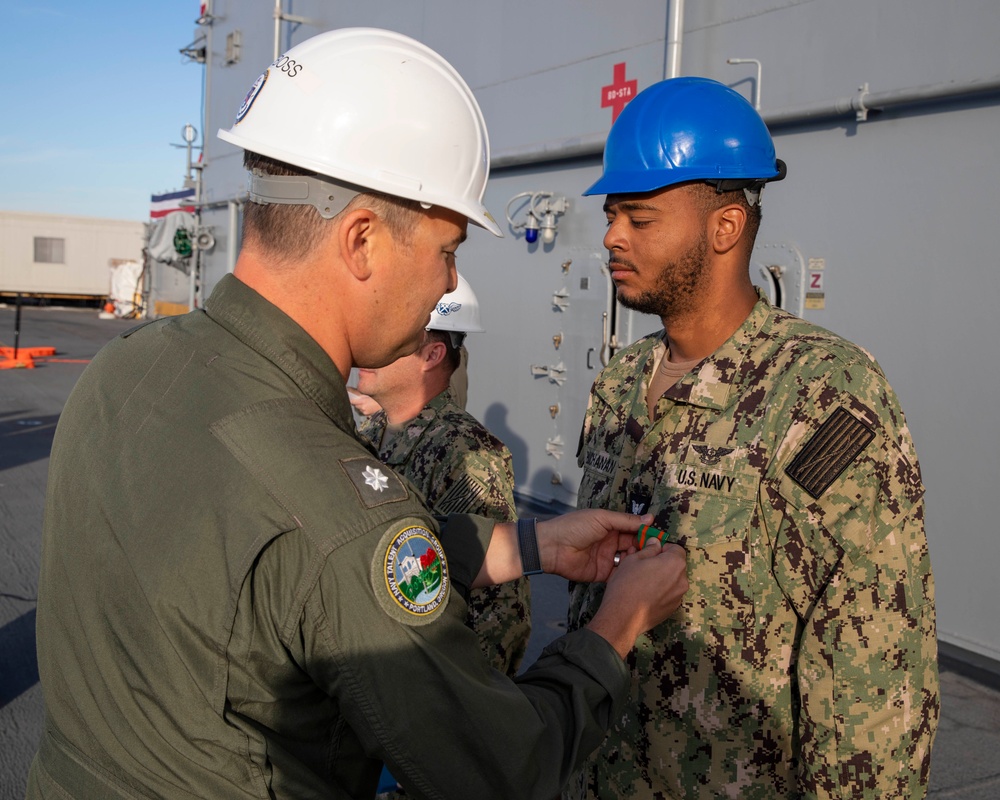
[602,184,710,320]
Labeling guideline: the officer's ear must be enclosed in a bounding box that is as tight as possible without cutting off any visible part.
[338,207,384,280]
[711,203,747,256]
[420,339,448,372]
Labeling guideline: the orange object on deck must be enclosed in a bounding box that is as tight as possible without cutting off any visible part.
[0,345,55,368]
[0,346,55,358]
[0,354,34,369]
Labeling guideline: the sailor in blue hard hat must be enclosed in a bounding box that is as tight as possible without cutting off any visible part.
[568,76,938,800]
[585,76,785,332]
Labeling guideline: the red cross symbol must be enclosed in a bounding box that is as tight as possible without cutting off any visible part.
[601,62,637,122]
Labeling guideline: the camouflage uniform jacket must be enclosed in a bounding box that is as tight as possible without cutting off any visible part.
[567,293,938,800]
[359,389,531,677]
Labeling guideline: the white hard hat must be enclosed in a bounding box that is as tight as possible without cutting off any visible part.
[429,273,484,334]
[218,28,501,237]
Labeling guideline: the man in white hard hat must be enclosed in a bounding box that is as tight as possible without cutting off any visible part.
[28,28,688,800]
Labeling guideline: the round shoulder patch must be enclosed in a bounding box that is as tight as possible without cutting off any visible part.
[371,519,450,626]
[235,69,268,124]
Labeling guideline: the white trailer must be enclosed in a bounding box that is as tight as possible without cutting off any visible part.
[0,210,144,302]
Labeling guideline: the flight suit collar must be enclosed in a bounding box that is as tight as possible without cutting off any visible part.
[204,274,355,432]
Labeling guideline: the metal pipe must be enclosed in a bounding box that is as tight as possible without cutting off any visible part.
[203,17,212,168]
[765,74,1000,128]
[13,293,22,359]
[188,253,198,312]
[228,200,241,274]
[492,75,1000,169]
[193,199,240,210]
[492,132,608,170]
[273,0,282,61]
[664,0,684,79]
[727,58,762,109]
[272,1,323,61]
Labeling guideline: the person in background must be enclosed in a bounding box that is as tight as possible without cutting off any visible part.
[356,273,531,679]
[567,76,938,800]
[356,275,530,797]
[28,29,689,800]
[348,282,471,419]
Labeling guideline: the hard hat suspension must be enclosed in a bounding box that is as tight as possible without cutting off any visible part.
[705,158,787,206]
[248,171,364,220]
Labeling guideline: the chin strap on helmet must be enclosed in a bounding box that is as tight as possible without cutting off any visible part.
[248,171,365,220]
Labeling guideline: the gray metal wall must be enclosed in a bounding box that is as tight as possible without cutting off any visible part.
[191,0,1000,665]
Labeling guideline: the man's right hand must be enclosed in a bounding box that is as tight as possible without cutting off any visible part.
[585,538,689,659]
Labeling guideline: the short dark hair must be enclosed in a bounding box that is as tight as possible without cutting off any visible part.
[690,182,763,254]
[241,151,423,261]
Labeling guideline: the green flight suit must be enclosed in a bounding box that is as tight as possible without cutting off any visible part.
[28,274,628,800]
[359,390,531,678]
[567,293,938,800]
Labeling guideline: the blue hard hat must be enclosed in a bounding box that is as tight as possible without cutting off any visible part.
[584,76,786,196]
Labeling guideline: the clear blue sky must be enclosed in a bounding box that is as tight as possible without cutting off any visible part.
[0,2,204,222]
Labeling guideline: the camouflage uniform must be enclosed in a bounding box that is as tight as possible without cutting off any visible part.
[567,293,938,800]
[359,389,531,676]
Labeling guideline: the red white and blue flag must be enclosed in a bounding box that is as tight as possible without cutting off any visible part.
[150,188,196,219]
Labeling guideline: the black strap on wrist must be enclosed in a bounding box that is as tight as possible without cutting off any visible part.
[517,517,544,576]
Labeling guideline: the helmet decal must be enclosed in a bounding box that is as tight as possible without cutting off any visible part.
[427,274,483,333]
[235,70,269,125]
[435,301,462,316]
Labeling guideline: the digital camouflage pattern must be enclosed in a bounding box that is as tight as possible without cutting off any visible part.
[566,293,938,800]
[358,388,531,677]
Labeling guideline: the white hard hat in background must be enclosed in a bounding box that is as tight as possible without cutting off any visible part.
[218,28,501,236]
[429,273,484,334]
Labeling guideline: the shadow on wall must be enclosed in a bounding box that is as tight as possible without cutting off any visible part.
[482,401,577,514]
[482,402,529,489]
